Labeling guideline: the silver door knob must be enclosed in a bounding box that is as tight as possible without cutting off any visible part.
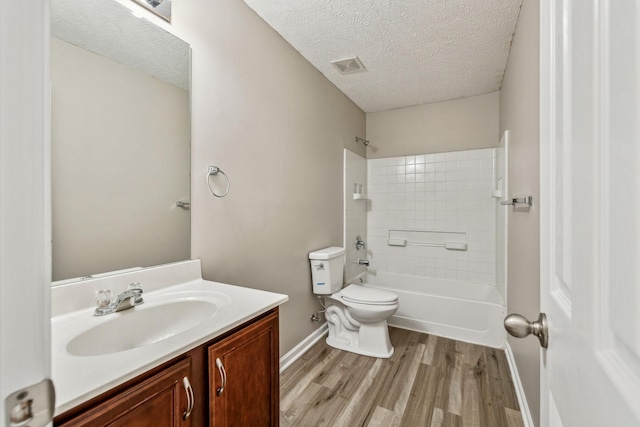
[504,312,549,348]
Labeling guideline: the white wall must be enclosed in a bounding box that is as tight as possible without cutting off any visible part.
[366,149,497,284]
[366,92,499,158]
[51,37,190,281]
[499,0,540,425]
[169,0,366,354]
[344,149,367,283]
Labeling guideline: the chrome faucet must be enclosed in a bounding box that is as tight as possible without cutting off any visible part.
[94,283,144,316]
[355,235,366,251]
[356,259,370,266]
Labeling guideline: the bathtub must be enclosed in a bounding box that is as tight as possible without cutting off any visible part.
[359,271,507,349]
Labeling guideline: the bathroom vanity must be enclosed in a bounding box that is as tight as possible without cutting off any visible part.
[51,260,287,426]
[48,1,288,423]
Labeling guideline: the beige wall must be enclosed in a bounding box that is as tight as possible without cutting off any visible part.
[366,92,499,158]
[499,1,540,425]
[170,0,366,354]
[51,37,190,281]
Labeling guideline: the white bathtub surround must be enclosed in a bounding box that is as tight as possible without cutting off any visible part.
[344,149,368,283]
[362,271,506,349]
[366,148,497,285]
[51,260,288,415]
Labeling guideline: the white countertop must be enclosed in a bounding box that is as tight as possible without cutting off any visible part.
[51,261,288,416]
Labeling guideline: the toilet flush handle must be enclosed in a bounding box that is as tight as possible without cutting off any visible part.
[315,263,324,270]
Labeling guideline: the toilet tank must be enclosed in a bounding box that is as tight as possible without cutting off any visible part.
[308,247,345,295]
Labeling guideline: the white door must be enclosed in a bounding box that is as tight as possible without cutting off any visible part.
[0,0,53,425]
[540,0,640,425]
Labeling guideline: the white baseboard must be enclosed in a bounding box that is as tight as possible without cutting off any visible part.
[280,323,328,373]
[505,342,535,427]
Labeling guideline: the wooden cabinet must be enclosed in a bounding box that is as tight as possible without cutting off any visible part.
[57,358,193,427]
[208,310,279,426]
[54,308,279,427]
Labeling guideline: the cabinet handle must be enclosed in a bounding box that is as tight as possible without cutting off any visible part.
[182,376,194,420]
[215,358,227,396]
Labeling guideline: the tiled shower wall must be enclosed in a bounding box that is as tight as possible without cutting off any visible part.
[366,148,497,285]
[344,149,367,283]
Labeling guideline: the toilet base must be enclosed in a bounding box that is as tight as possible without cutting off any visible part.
[326,320,395,359]
[326,336,395,358]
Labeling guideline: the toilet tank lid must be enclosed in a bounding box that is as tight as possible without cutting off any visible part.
[308,247,345,260]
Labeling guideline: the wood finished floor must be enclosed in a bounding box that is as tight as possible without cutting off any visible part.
[280,327,524,427]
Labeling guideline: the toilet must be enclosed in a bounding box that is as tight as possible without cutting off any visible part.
[309,247,399,358]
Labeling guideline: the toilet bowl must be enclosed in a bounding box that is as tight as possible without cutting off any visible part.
[308,247,399,359]
[325,284,398,358]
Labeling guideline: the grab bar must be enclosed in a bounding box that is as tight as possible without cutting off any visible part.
[387,239,467,251]
[387,230,467,251]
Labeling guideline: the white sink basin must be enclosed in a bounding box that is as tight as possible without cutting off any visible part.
[67,299,219,357]
[51,270,289,416]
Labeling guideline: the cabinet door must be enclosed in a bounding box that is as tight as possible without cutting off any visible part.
[209,311,279,427]
[58,358,194,427]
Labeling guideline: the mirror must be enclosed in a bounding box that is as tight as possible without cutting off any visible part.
[51,0,191,282]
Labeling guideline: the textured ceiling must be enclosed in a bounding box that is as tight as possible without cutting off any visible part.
[243,0,522,112]
[51,0,189,91]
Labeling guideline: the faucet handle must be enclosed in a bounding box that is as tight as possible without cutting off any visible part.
[128,282,142,292]
[95,289,113,309]
[128,282,144,305]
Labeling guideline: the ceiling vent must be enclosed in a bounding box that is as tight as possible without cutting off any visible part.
[331,56,367,75]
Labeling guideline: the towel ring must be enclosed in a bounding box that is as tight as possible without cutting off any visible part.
[206,166,230,198]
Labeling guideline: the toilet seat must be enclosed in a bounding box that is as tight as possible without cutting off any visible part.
[340,284,398,305]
